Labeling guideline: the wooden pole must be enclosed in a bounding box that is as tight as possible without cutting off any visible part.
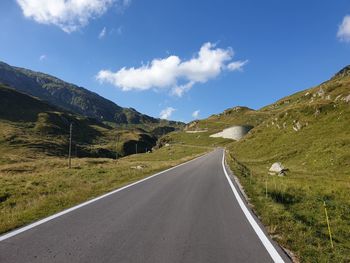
[115,134,119,160]
[68,123,72,169]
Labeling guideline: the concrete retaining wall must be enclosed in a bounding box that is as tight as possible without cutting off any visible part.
[210,125,253,140]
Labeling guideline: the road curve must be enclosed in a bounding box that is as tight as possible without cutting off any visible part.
[0,149,291,263]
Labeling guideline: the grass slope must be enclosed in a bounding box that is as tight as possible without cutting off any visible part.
[226,69,350,262]
[161,107,267,148]
[185,106,270,134]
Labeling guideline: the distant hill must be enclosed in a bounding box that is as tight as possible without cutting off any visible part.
[0,84,158,159]
[0,61,182,127]
[184,106,270,133]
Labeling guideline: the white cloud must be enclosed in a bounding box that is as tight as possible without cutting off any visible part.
[98,26,106,39]
[39,54,47,61]
[192,110,200,119]
[227,60,248,71]
[337,15,350,42]
[160,107,175,120]
[16,0,129,33]
[96,42,247,97]
[171,81,195,97]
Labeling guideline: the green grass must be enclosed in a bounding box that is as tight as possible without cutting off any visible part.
[225,75,350,262]
[0,84,175,159]
[0,144,209,235]
[226,152,350,262]
[160,130,232,147]
[186,106,270,134]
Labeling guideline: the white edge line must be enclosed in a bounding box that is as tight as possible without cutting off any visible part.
[221,150,285,263]
[0,152,210,242]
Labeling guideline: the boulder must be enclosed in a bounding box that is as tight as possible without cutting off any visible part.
[343,94,350,103]
[269,162,287,176]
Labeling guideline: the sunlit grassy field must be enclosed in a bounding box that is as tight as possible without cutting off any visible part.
[226,151,350,262]
[225,81,350,262]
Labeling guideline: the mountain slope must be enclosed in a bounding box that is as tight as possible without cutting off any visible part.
[225,67,350,262]
[0,84,159,161]
[185,106,270,133]
[233,66,350,170]
[0,61,181,127]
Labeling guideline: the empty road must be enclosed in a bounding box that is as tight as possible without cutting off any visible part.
[0,149,290,263]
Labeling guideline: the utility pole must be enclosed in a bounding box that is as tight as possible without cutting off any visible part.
[68,123,72,169]
[115,133,119,160]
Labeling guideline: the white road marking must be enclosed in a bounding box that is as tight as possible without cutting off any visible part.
[221,150,285,263]
[0,152,209,242]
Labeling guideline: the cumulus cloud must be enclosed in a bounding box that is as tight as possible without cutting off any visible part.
[160,107,175,120]
[96,42,247,96]
[337,15,350,42]
[98,26,106,39]
[16,0,129,33]
[192,110,200,119]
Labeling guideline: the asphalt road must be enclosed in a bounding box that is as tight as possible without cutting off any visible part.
[0,149,291,263]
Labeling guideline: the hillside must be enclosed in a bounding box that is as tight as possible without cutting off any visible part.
[163,66,350,262]
[185,106,270,133]
[0,84,160,162]
[231,66,350,175]
[0,61,182,127]
[226,67,350,262]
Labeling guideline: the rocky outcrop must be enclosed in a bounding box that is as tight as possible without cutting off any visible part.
[333,65,350,78]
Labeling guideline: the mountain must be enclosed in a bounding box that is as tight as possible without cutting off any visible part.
[0,84,158,159]
[0,61,181,127]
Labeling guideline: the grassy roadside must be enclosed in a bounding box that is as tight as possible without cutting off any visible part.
[0,144,210,235]
[225,150,350,262]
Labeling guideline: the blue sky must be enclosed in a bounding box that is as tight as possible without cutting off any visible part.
[1,0,350,122]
